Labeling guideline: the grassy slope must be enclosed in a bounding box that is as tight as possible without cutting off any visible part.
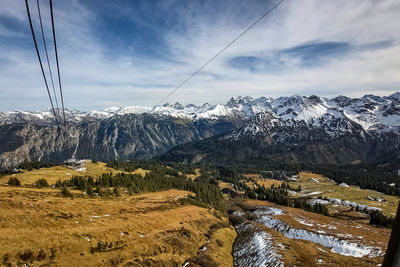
[289,172,400,217]
[0,160,149,186]
[0,187,232,266]
[219,181,234,190]
[242,174,283,189]
[186,168,201,180]
[207,227,237,266]
[256,179,283,188]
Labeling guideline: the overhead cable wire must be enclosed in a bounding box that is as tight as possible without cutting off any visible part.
[152,0,284,109]
[25,0,60,127]
[49,0,66,126]
[36,0,60,117]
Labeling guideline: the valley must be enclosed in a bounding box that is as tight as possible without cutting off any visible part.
[0,86,399,267]
[2,0,399,265]
[0,160,398,266]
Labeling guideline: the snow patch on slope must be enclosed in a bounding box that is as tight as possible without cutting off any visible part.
[254,207,382,258]
[233,222,284,267]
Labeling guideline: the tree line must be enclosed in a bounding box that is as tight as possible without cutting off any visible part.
[57,165,224,211]
[243,182,330,216]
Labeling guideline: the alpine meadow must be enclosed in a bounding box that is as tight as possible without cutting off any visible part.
[1,0,400,266]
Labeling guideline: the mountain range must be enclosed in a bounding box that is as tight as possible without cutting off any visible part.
[0,92,399,170]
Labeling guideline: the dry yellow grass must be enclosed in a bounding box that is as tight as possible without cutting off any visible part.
[298,171,327,182]
[243,173,262,179]
[0,160,149,186]
[186,225,236,267]
[218,181,233,190]
[129,168,150,177]
[186,168,201,180]
[0,186,228,266]
[206,226,236,266]
[256,179,283,189]
[290,172,400,216]
[245,181,255,189]
[243,174,282,189]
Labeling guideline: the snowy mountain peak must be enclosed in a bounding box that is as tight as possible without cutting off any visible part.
[226,96,254,107]
[1,92,399,134]
[387,92,400,101]
[163,102,184,110]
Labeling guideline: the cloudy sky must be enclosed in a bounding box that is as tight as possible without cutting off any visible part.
[1,0,400,111]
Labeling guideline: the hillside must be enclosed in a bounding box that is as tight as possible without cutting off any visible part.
[230,198,391,266]
[160,111,400,166]
[0,160,148,186]
[288,172,399,217]
[0,114,243,170]
[0,186,235,266]
[0,161,398,266]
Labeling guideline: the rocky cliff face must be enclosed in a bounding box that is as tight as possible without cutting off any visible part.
[0,114,245,169]
[0,92,399,169]
[159,111,400,165]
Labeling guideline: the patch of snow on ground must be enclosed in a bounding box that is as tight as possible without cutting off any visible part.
[253,206,285,216]
[315,197,382,212]
[337,233,354,239]
[303,191,322,196]
[339,183,350,187]
[232,211,245,216]
[255,207,382,258]
[89,214,111,218]
[355,224,364,229]
[311,178,320,183]
[277,243,286,250]
[295,218,314,227]
[308,199,330,205]
[233,222,283,267]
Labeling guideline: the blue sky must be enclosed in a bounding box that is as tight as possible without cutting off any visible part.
[1,0,400,111]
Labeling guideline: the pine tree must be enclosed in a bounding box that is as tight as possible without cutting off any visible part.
[61,185,72,197]
[113,186,120,196]
[35,178,49,188]
[55,179,63,188]
[86,187,94,197]
[7,177,21,186]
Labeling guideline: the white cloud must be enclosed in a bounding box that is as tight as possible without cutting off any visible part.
[0,0,399,111]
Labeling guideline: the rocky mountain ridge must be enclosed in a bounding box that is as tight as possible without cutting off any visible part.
[1,92,399,131]
[0,92,399,169]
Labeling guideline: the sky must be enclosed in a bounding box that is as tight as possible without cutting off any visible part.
[1,0,400,111]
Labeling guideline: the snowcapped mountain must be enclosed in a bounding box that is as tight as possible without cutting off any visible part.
[157,92,400,165]
[1,92,399,132]
[0,92,399,169]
